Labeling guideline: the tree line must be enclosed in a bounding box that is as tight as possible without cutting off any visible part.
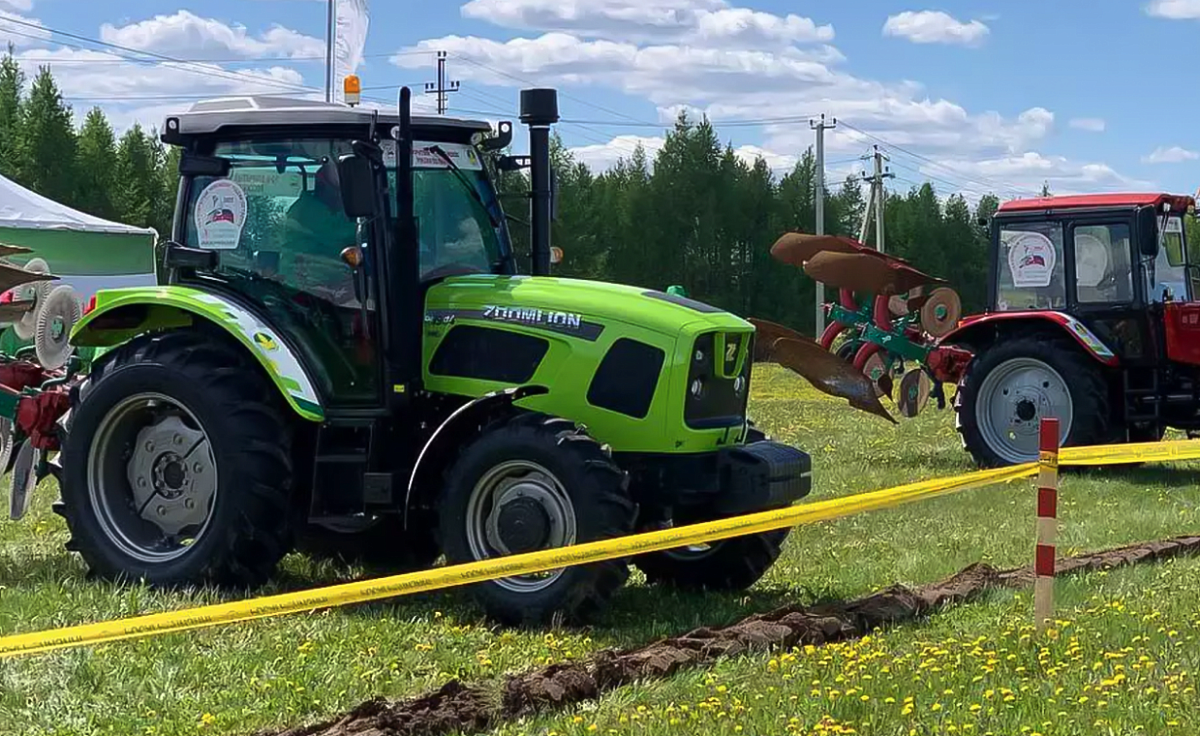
[0,46,180,237]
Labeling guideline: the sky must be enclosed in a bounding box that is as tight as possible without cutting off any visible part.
[6,0,1200,204]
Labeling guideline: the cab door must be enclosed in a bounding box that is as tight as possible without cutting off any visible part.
[1155,215,1200,366]
[1066,217,1154,364]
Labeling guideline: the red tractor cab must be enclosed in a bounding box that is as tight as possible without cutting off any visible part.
[939,192,1199,466]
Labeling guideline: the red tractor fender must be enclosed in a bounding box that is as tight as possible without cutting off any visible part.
[937,310,1120,368]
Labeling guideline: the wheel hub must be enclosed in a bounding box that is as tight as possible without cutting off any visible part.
[494,496,551,554]
[125,414,215,536]
[468,460,578,594]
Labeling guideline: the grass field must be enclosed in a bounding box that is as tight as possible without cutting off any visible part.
[1,364,1198,736]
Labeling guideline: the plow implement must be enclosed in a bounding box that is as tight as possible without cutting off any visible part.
[753,232,973,422]
[0,246,88,521]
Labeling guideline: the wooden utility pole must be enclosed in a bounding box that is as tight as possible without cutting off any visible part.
[811,114,837,336]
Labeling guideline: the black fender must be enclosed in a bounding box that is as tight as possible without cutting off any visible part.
[403,384,550,528]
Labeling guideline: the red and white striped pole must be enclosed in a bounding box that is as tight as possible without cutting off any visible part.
[1035,417,1060,633]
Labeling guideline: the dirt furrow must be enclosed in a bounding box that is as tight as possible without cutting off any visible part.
[259,534,1200,736]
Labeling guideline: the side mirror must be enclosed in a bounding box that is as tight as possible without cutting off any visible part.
[337,153,376,219]
[479,121,514,152]
[1136,207,1161,258]
[179,152,231,178]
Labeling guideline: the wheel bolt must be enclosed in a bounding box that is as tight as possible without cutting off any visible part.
[184,498,195,510]
[174,434,183,445]
[144,441,154,452]
[157,505,166,516]
[137,478,147,488]
[193,463,202,473]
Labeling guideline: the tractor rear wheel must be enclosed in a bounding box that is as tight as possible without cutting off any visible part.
[438,412,635,626]
[955,335,1110,467]
[57,330,294,588]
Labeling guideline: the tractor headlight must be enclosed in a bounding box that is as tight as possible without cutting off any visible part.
[690,377,705,398]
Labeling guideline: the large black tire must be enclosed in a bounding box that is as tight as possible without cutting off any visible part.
[955,334,1111,468]
[438,412,635,626]
[295,516,440,573]
[634,527,790,591]
[57,330,294,588]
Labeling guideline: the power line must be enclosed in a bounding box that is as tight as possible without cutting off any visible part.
[837,120,1036,198]
[448,52,661,128]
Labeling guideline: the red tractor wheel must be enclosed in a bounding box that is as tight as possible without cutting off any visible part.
[954,335,1111,467]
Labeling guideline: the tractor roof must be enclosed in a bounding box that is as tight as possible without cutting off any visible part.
[997,192,1195,215]
[163,95,493,139]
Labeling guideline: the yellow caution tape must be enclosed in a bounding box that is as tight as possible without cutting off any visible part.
[4,437,1199,660]
[1060,438,1200,466]
[0,462,1036,659]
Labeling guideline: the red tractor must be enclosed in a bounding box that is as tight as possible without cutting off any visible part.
[939,192,1198,466]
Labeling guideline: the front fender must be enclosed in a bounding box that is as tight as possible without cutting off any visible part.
[72,287,325,422]
[939,311,1119,367]
[404,385,550,526]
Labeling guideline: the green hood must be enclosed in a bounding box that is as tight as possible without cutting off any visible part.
[428,275,751,337]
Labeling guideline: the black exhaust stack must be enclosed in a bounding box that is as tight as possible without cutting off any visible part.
[394,86,421,396]
[520,88,558,276]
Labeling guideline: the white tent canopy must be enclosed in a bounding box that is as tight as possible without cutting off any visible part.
[0,172,156,237]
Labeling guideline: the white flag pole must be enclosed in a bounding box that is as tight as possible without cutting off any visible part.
[325,0,334,102]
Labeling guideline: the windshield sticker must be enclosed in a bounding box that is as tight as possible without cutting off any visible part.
[230,169,304,198]
[194,179,247,250]
[1164,217,1183,234]
[1007,231,1057,288]
[381,140,484,171]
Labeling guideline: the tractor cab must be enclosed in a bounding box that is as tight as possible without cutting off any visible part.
[979,193,1196,366]
[942,192,1200,467]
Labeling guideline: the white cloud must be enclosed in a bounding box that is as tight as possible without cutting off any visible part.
[733,144,797,174]
[568,134,664,171]
[99,10,325,60]
[460,0,833,46]
[1069,117,1105,132]
[930,152,1152,195]
[0,0,34,12]
[1142,146,1200,164]
[1145,0,1200,19]
[882,10,990,46]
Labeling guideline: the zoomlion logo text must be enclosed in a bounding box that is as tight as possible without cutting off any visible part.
[483,305,583,330]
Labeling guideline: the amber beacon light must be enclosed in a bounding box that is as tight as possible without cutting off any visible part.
[344,75,361,107]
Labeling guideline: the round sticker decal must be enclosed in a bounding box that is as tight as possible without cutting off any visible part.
[194,179,248,250]
[1006,231,1057,288]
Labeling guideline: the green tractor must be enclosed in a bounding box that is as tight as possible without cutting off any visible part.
[3,87,812,625]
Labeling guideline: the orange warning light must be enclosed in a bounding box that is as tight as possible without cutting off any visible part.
[344,75,361,107]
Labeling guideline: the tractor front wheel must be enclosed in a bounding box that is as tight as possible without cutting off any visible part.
[439,413,635,626]
[57,331,294,588]
[955,335,1110,467]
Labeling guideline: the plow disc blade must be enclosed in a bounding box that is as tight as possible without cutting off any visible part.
[920,287,962,338]
[897,368,932,418]
[770,232,861,267]
[0,261,56,294]
[766,336,896,424]
[803,251,942,296]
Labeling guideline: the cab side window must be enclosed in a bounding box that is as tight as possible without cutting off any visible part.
[1073,223,1133,305]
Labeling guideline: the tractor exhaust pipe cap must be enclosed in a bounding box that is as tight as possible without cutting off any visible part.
[520,89,559,127]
